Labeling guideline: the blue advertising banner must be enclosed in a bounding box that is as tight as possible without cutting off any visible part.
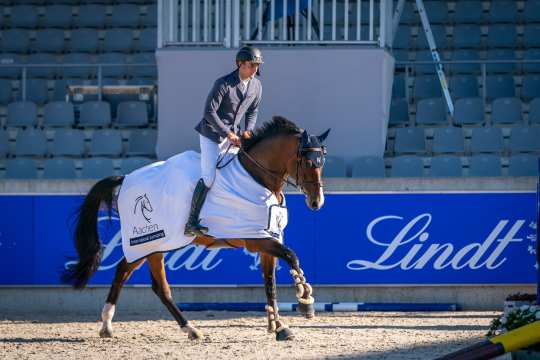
[0,192,537,286]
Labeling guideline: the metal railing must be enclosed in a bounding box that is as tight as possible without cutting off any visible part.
[158,0,393,48]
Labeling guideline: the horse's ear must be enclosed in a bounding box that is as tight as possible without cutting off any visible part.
[317,128,331,143]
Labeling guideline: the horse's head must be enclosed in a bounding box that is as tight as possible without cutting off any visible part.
[293,128,330,211]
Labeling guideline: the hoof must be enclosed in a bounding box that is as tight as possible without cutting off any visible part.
[275,327,294,341]
[297,302,315,319]
[99,326,113,338]
[183,326,203,341]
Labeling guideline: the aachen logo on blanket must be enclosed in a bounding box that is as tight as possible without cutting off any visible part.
[134,194,153,223]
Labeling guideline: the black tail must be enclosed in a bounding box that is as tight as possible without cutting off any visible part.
[61,176,125,289]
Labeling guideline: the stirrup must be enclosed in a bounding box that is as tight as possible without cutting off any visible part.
[184,221,209,236]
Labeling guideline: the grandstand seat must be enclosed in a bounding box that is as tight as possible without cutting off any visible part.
[129,52,157,78]
[69,29,99,53]
[416,25,447,49]
[468,155,502,177]
[449,76,478,99]
[43,101,75,127]
[43,5,73,28]
[430,156,462,177]
[488,1,518,23]
[42,157,77,179]
[423,2,448,24]
[522,75,540,101]
[415,98,447,125]
[486,75,515,100]
[116,101,148,127]
[5,158,38,179]
[470,127,504,153]
[10,5,38,28]
[390,156,424,177]
[97,53,128,79]
[523,1,540,23]
[432,127,465,154]
[104,29,134,53]
[0,130,9,157]
[453,1,483,23]
[453,97,485,125]
[322,156,346,177]
[392,74,406,98]
[81,157,115,179]
[1,29,30,53]
[486,25,516,48]
[14,128,47,157]
[523,25,540,48]
[138,27,157,52]
[89,129,123,156]
[508,154,538,176]
[110,4,140,28]
[52,78,84,102]
[509,126,540,152]
[34,29,66,53]
[414,76,442,99]
[351,156,385,178]
[396,1,415,24]
[394,127,426,154]
[450,50,480,74]
[77,4,107,28]
[414,50,445,75]
[79,101,112,127]
[50,129,85,157]
[26,53,58,78]
[120,156,153,174]
[25,78,49,105]
[60,53,95,79]
[127,129,156,156]
[491,97,522,124]
[142,4,157,27]
[453,25,482,48]
[393,26,412,49]
[389,98,409,126]
[0,54,23,78]
[485,49,516,74]
[6,101,37,127]
[529,98,540,124]
[0,79,13,105]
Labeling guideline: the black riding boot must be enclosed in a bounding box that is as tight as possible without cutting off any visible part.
[184,178,210,236]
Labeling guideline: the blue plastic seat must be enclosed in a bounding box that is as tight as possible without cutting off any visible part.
[394,127,426,154]
[43,101,75,128]
[509,126,540,152]
[523,49,540,74]
[120,157,153,174]
[430,156,462,177]
[470,127,504,153]
[453,25,482,48]
[110,4,140,28]
[488,1,517,23]
[390,156,424,177]
[1,29,30,53]
[389,98,409,126]
[26,53,58,78]
[453,97,485,125]
[52,78,84,102]
[89,129,123,156]
[78,4,106,28]
[50,129,85,157]
[450,76,478,99]
[485,49,516,74]
[129,52,157,78]
[34,29,65,53]
[392,74,406,98]
[104,29,134,53]
[524,1,540,23]
[487,25,516,48]
[453,1,483,24]
[0,54,24,78]
[414,76,442,99]
[138,27,157,52]
[25,78,49,105]
[524,25,540,48]
[116,101,148,127]
[0,130,9,157]
[522,75,540,101]
[416,25,447,49]
[393,26,412,49]
[508,155,538,176]
[97,53,128,79]
[350,156,385,178]
[0,79,13,105]
[42,157,77,179]
[322,156,347,177]
[69,29,99,53]
[5,158,38,179]
[486,75,515,100]
[79,101,112,127]
[43,5,73,28]
[468,155,502,177]
[142,4,157,27]
[10,5,38,28]
[450,50,480,74]
[432,127,465,154]
[415,97,447,125]
[396,2,415,24]
[6,101,37,127]
[14,128,47,157]
[491,97,522,124]
[127,129,157,156]
[529,98,540,124]
[81,157,115,179]
[423,2,449,24]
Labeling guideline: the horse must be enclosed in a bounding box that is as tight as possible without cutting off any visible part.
[62,116,330,342]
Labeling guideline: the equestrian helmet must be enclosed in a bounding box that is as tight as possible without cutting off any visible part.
[236,46,264,64]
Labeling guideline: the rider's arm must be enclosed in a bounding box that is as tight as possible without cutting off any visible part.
[244,84,262,132]
[203,79,230,138]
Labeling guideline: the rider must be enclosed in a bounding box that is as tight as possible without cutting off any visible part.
[184,46,264,237]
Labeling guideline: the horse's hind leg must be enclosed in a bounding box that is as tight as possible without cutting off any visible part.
[147,253,203,341]
[100,258,144,338]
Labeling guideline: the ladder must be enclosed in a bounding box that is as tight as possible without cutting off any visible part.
[392,0,454,117]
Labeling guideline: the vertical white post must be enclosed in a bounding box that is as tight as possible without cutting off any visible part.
[332,0,336,40]
[245,0,251,42]
[258,0,263,40]
[320,0,324,40]
[204,0,209,42]
[307,0,312,41]
[192,0,198,42]
[225,0,232,47]
[379,0,386,47]
[233,0,240,47]
[157,0,164,47]
[295,0,300,40]
[344,0,349,40]
[356,0,361,40]
[215,0,220,42]
[282,0,287,40]
[270,0,275,41]
[369,0,373,41]
[180,0,187,42]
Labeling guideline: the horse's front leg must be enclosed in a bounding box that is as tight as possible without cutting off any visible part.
[260,253,294,341]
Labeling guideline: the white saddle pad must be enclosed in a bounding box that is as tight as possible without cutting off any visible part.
[117,151,287,263]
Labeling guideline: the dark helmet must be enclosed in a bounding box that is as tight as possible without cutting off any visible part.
[236,46,264,65]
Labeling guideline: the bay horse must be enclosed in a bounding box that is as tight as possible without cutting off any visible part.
[62,116,330,341]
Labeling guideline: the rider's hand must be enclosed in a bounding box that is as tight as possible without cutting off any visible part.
[227,132,241,146]
[241,130,253,139]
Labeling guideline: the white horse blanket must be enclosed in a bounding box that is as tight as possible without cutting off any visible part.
[117,151,288,263]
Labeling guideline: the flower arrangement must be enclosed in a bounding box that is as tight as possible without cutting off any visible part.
[487,304,540,338]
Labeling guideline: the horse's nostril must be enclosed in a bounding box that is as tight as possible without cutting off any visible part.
[311,201,318,208]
